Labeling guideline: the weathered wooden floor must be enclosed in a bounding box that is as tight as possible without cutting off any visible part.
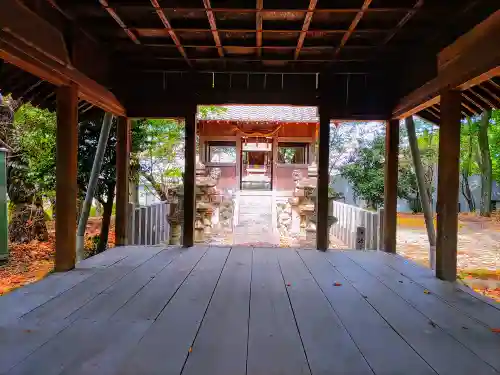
[1,246,500,375]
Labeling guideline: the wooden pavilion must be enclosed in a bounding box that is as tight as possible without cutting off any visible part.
[0,0,499,280]
[1,1,500,373]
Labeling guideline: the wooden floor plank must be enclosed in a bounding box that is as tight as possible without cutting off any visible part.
[247,248,311,375]
[20,247,163,324]
[112,247,208,322]
[298,250,435,375]
[182,247,252,375]
[0,270,98,325]
[7,319,151,375]
[117,246,231,375]
[377,252,500,327]
[68,248,182,321]
[277,249,374,375]
[0,320,72,373]
[0,247,142,324]
[346,251,500,372]
[329,252,497,375]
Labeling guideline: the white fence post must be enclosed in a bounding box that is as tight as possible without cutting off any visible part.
[330,201,380,250]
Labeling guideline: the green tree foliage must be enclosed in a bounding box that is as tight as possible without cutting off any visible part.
[340,133,417,209]
[131,106,227,201]
[3,102,53,243]
[132,118,184,201]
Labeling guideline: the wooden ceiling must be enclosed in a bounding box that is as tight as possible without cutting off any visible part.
[46,0,498,74]
[0,0,499,120]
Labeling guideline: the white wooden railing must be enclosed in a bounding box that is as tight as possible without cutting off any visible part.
[330,201,383,250]
[127,202,169,245]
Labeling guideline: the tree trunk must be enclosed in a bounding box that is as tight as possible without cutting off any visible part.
[96,184,115,253]
[130,180,139,205]
[50,198,56,220]
[460,170,475,212]
[142,173,168,201]
[8,201,48,243]
[461,123,475,212]
[477,110,492,217]
[405,116,436,268]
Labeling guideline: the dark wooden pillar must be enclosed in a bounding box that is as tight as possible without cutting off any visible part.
[115,117,130,246]
[55,84,78,271]
[317,103,330,251]
[383,119,399,253]
[183,105,197,247]
[436,89,461,281]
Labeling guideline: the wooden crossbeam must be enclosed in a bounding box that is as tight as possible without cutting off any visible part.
[294,0,317,60]
[335,0,373,57]
[256,0,263,57]
[0,25,125,116]
[393,10,500,119]
[382,0,423,45]
[149,0,191,67]
[129,27,391,36]
[202,0,224,58]
[98,0,139,44]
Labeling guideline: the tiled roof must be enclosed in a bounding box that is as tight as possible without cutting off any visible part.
[199,105,318,123]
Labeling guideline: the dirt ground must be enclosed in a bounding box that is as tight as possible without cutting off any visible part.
[0,218,114,295]
[397,213,500,302]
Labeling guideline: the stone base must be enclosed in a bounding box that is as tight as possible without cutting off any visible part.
[306,230,316,243]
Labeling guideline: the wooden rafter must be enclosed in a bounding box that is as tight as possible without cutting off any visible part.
[294,0,317,60]
[149,0,191,67]
[479,83,500,104]
[133,27,388,35]
[490,78,500,90]
[426,105,440,118]
[469,87,496,108]
[256,0,263,57]
[202,0,223,58]
[393,10,500,119]
[98,0,139,44]
[462,92,485,112]
[461,101,478,116]
[46,0,97,43]
[382,0,423,45]
[335,0,373,57]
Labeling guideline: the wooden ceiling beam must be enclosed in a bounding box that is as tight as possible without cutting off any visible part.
[202,0,224,58]
[381,0,423,46]
[135,44,379,51]
[294,0,317,60]
[468,87,497,109]
[335,0,373,58]
[393,9,500,119]
[134,27,387,35]
[461,101,479,116]
[462,92,485,112]
[256,0,263,57]
[149,0,191,67]
[0,0,125,115]
[478,83,500,104]
[98,0,139,44]
[134,56,365,63]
